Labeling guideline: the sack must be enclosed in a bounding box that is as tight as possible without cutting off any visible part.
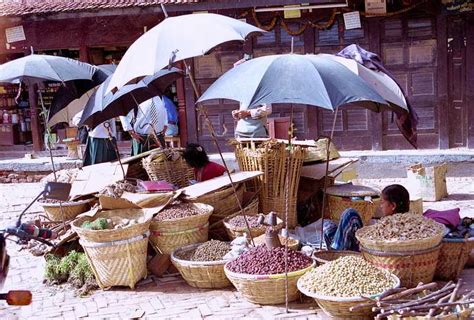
[406,163,448,202]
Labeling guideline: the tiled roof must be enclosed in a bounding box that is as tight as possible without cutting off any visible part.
[0,0,200,17]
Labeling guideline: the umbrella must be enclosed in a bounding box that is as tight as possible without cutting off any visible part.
[107,13,263,92]
[80,67,183,128]
[0,54,96,84]
[48,64,117,122]
[47,86,96,128]
[197,54,392,112]
[318,54,408,113]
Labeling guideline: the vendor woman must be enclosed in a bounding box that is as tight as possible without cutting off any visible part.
[182,143,226,183]
[323,184,410,251]
[232,103,272,138]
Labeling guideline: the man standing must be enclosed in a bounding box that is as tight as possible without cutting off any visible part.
[72,111,118,166]
[120,96,168,156]
[232,103,272,138]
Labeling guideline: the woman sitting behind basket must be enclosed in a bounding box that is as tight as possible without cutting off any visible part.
[323,184,410,251]
[183,143,226,183]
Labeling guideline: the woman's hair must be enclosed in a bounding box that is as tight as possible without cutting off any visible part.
[381,184,410,213]
[183,143,209,168]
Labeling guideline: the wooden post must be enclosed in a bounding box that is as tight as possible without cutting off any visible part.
[184,60,198,143]
[304,24,318,139]
[176,62,188,146]
[79,45,89,63]
[28,83,43,151]
[437,14,449,149]
[368,17,383,151]
[466,13,474,148]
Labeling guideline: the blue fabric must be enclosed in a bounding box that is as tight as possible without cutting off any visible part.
[163,96,178,123]
[323,208,363,251]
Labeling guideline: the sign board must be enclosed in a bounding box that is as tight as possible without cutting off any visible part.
[343,11,362,30]
[441,0,474,13]
[5,26,26,43]
[284,6,301,19]
[365,0,387,15]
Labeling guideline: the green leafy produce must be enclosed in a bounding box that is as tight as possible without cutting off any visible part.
[69,254,95,289]
[81,218,109,230]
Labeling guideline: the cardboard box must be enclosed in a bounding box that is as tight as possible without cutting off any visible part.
[406,163,448,202]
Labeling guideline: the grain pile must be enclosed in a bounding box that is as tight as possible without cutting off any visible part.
[227,215,262,228]
[98,180,137,198]
[299,256,396,297]
[356,213,445,242]
[155,202,206,221]
[226,245,312,275]
[178,240,231,262]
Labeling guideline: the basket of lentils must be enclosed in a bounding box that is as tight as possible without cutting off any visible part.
[223,212,284,240]
[171,240,232,289]
[297,256,399,319]
[224,245,314,305]
[150,202,213,254]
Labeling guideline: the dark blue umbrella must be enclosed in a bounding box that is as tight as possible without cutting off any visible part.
[79,67,182,128]
[197,54,390,111]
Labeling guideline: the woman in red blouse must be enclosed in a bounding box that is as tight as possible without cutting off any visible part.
[183,143,226,182]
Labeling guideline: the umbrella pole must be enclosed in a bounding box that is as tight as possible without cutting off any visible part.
[184,60,255,246]
[319,107,339,251]
[39,91,58,182]
[104,122,126,179]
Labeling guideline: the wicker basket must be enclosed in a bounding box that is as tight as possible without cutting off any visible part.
[327,195,380,226]
[191,184,244,225]
[435,237,474,281]
[150,222,209,255]
[39,198,93,222]
[313,250,361,266]
[142,149,194,188]
[297,274,400,319]
[224,261,315,305]
[361,244,442,288]
[152,203,213,233]
[71,209,153,289]
[170,243,232,289]
[252,234,300,251]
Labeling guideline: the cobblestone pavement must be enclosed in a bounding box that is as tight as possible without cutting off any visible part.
[0,179,473,320]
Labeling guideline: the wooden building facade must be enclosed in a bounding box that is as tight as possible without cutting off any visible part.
[0,0,473,152]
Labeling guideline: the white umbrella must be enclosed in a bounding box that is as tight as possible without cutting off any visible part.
[319,54,408,113]
[47,86,96,128]
[107,13,263,92]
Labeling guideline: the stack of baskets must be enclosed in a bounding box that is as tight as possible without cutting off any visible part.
[149,203,213,255]
[142,148,195,188]
[325,184,380,226]
[71,208,153,289]
[171,243,231,289]
[39,198,94,222]
[356,226,444,288]
[435,237,474,281]
[234,141,305,228]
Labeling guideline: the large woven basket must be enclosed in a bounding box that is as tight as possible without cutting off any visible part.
[252,234,300,251]
[71,209,153,289]
[150,222,209,255]
[313,250,361,266]
[191,184,244,225]
[39,198,93,222]
[297,274,400,319]
[224,261,315,305]
[327,195,380,226]
[361,244,442,288]
[435,237,474,281]
[152,203,213,233]
[142,149,194,188]
[170,243,232,289]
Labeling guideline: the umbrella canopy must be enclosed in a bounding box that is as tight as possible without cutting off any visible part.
[48,64,117,121]
[47,86,96,128]
[197,54,390,112]
[0,54,96,85]
[80,68,182,128]
[319,54,408,114]
[107,13,263,92]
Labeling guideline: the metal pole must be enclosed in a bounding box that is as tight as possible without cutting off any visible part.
[39,91,57,182]
[160,4,169,18]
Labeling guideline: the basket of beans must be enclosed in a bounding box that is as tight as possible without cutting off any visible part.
[150,202,213,254]
[38,197,94,222]
[224,245,314,305]
[297,256,399,319]
[223,210,283,240]
[171,240,232,289]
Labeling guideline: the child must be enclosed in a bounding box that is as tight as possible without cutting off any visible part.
[323,184,410,251]
[182,143,226,182]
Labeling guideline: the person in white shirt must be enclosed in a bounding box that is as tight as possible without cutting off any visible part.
[232,103,272,138]
[120,96,168,156]
[72,111,118,166]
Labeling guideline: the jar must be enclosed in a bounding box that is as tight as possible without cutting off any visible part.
[11,111,19,124]
[3,110,9,123]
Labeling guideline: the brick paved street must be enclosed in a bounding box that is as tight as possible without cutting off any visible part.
[0,178,472,319]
